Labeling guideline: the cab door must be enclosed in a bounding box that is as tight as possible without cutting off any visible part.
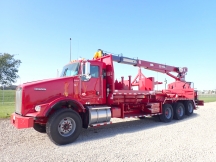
[80,62,104,104]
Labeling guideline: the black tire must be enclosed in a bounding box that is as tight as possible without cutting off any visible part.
[33,123,46,133]
[138,117,145,120]
[46,109,82,145]
[184,100,194,116]
[159,104,173,123]
[173,102,185,120]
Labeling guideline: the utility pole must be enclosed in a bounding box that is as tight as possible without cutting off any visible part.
[70,38,71,61]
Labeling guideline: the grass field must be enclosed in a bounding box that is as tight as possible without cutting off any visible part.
[199,95,216,103]
[0,90,15,118]
[0,90,216,118]
[0,102,15,118]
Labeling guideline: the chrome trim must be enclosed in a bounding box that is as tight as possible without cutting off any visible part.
[15,88,22,115]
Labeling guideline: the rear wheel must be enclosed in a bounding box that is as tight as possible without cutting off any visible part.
[46,109,82,145]
[159,104,173,123]
[33,123,46,133]
[173,102,185,120]
[184,100,194,116]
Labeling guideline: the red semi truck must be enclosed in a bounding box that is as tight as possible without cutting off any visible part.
[11,52,204,145]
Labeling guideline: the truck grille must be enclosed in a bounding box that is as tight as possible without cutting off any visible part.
[15,88,22,115]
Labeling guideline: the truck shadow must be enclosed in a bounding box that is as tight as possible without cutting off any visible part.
[70,113,199,145]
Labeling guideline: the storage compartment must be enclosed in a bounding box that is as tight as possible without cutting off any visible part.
[111,107,121,118]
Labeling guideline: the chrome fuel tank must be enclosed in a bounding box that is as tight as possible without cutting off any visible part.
[87,106,111,125]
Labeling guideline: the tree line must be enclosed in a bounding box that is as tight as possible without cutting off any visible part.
[0,85,17,90]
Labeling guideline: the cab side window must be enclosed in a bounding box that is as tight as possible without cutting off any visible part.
[90,66,99,78]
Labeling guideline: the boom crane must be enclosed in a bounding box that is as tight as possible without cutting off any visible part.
[111,54,187,81]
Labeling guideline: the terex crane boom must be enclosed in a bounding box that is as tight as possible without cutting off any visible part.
[10,50,204,145]
[103,53,191,96]
[111,54,187,81]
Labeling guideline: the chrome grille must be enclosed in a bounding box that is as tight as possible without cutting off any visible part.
[15,88,22,115]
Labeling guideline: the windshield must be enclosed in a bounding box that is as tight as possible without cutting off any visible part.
[60,62,80,77]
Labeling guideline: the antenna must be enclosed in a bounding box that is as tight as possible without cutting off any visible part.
[70,38,71,61]
[78,40,79,60]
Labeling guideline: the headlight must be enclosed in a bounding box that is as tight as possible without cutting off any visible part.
[35,105,41,112]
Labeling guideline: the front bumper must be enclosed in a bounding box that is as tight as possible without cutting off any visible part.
[11,113,34,129]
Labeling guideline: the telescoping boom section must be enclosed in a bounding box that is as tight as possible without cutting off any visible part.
[10,50,204,145]
[111,54,187,81]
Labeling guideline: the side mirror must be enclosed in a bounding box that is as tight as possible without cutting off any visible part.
[81,61,91,81]
[84,62,90,76]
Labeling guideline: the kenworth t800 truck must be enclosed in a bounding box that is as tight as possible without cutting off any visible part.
[11,52,204,145]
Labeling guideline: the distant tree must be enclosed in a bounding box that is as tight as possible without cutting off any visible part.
[0,53,21,85]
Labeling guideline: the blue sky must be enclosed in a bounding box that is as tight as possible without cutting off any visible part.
[0,0,216,90]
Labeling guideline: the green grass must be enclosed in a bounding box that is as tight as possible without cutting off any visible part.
[0,90,15,118]
[0,90,15,102]
[0,102,15,118]
[199,95,216,103]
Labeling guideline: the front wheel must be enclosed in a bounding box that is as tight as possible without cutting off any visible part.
[159,104,173,123]
[46,109,82,145]
[33,123,46,133]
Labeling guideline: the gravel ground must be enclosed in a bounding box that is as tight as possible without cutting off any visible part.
[0,102,216,162]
